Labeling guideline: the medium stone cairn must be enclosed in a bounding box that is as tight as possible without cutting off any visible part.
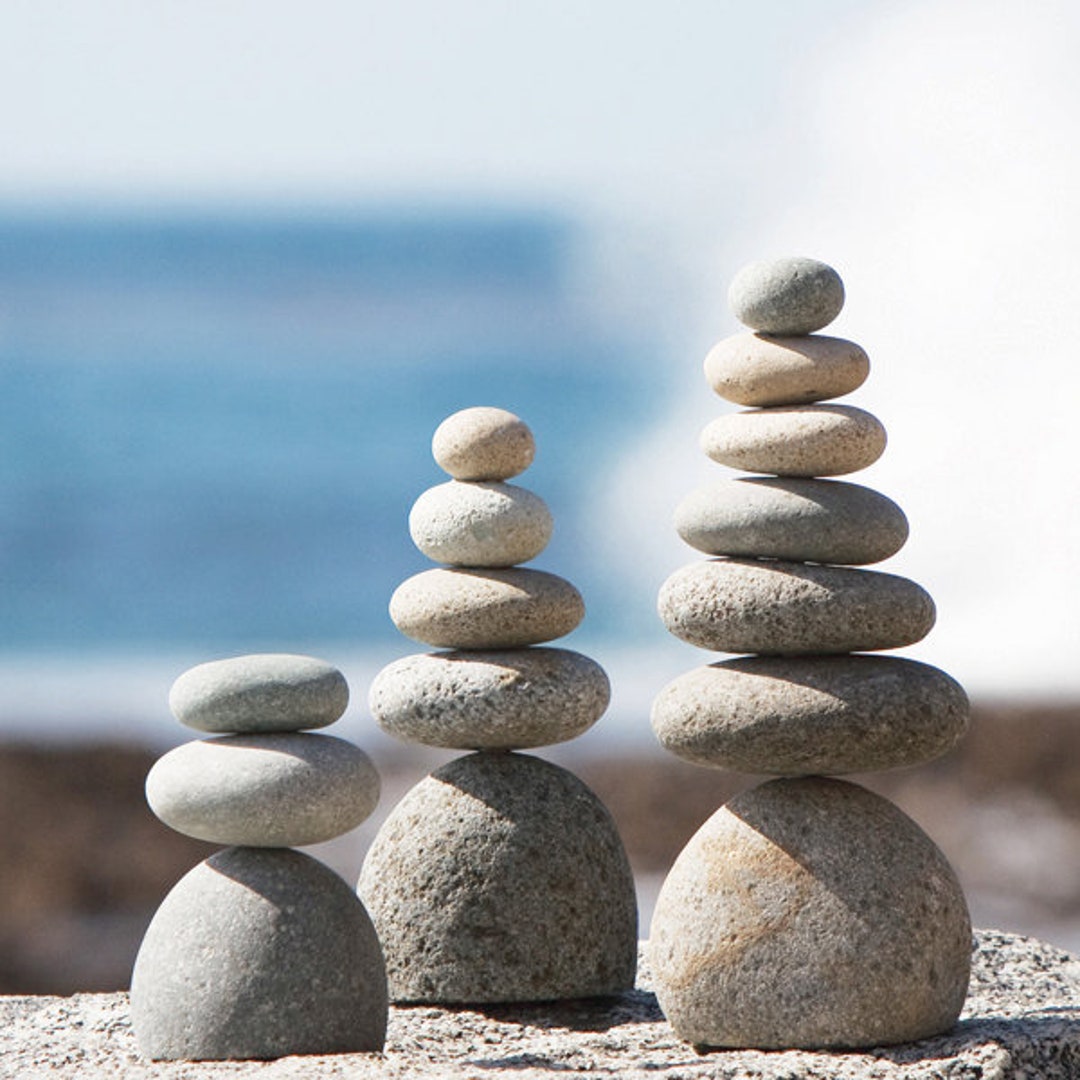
[130,654,388,1060]
[359,406,637,1003]
[649,257,973,1050]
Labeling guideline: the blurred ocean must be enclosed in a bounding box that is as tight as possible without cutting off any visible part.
[0,207,689,742]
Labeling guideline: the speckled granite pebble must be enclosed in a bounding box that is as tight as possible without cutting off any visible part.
[358,752,637,1004]
[704,333,869,406]
[728,257,845,335]
[651,655,969,774]
[168,654,349,734]
[432,407,535,480]
[408,480,553,567]
[674,477,908,565]
[658,557,935,654]
[650,777,971,1049]
[145,733,380,847]
[370,647,610,749]
[390,567,584,648]
[130,847,387,1060]
[701,404,886,477]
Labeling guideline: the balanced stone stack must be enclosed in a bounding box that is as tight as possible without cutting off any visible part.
[649,257,973,1050]
[130,654,388,1060]
[359,406,637,1003]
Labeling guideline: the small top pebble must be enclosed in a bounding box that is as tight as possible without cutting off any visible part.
[432,407,535,480]
[729,257,845,335]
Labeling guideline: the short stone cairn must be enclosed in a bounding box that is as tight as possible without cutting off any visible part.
[130,653,388,1060]
[648,257,973,1049]
[359,406,638,1003]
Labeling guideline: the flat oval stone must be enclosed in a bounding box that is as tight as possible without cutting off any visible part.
[131,847,387,1059]
[652,655,969,774]
[728,256,845,335]
[145,733,380,847]
[390,567,584,649]
[674,477,908,565]
[169,653,349,733]
[701,404,886,477]
[704,332,869,407]
[358,752,637,1003]
[432,406,535,480]
[371,647,609,750]
[408,480,553,567]
[649,777,971,1049]
[658,558,935,654]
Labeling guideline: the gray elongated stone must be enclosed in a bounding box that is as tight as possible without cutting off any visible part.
[408,480,553,567]
[652,655,969,774]
[704,332,869,407]
[358,752,637,1003]
[701,404,886,477]
[370,647,610,750]
[649,777,971,1049]
[169,653,349,733]
[145,732,380,847]
[674,477,908,565]
[658,557,935,654]
[130,847,387,1059]
[728,256,845,335]
[432,406,535,481]
[390,567,584,649]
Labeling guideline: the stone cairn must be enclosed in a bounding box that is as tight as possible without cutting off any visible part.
[359,405,637,1003]
[648,257,973,1050]
[130,654,388,1060]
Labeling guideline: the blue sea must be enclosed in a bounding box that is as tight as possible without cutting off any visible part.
[0,207,687,740]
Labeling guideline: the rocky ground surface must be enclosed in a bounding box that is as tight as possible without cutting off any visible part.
[2,931,1078,1079]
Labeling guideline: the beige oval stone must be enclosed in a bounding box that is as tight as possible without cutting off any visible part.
[658,557,935,654]
[390,567,584,649]
[649,777,971,1049]
[408,481,553,567]
[674,477,908,565]
[371,647,609,750]
[704,332,869,407]
[701,404,886,477]
[652,655,969,774]
[432,407,535,480]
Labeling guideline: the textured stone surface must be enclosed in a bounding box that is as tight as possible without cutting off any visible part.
[649,777,972,1049]
[658,557,935,654]
[408,480,553,567]
[130,847,387,1060]
[390,567,584,648]
[6,931,1080,1077]
[169,654,349,734]
[358,752,637,1004]
[704,333,869,407]
[432,406,535,481]
[370,647,610,749]
[651,655,969,774]
[728,257,845,335]
[674,477,908,565]
[145,733,379,847]
[701,404,886,477]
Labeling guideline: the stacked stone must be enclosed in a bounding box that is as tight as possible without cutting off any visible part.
[130,654,388,1060]
[648,257,973,1050]
[359,406,637,1004]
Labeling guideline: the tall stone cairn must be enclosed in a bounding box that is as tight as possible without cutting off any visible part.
[359,406,637,1003]
[648,257,973,1050]
[130,654,388,1060]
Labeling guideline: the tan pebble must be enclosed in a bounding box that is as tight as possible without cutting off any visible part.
[432,407,535,480]
[701,404,886,477]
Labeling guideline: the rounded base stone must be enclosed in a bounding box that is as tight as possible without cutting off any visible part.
[130,847,388,1060]
[649,777,971,1050]
[358,751,637,1004]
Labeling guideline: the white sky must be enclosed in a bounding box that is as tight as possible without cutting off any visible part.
[0,0,1078,703]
